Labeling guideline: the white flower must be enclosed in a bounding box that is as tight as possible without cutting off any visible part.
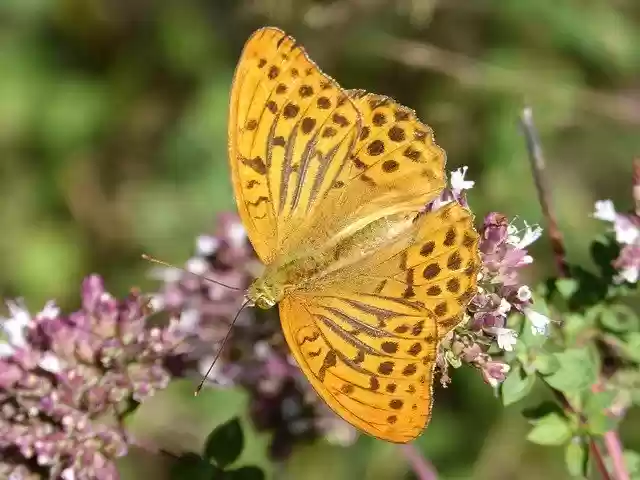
[593,200,640,245]
[228,222,247,247]
[178,308,200,331]
[487,327,518,351]
[525,309,551,335]
[615,267,640,284]
[147,294,165,312]
[196,235,219,256]
[613,216,640,245]
[450,166,475,193]
[1,300,31,351]
[61,467,76,480]
[0,342,15,358]
[517,285,532,302]
[186,257,208,275]
[99,292,114,303]
[498,298,511,315]
[40,301,60,320]
[508,221,543,249]
[511,254,534,268]
[7,300,31,327]
[593,199,617,222]
[254,340,271,360]
[38,352,63,373]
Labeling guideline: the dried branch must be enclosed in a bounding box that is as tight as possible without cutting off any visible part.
[519,107,569,278]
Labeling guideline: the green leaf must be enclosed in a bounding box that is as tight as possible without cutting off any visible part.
[204,417,244,468]
[555,278,579,300]
[543,348,599,395]
[226,466,267,480]
[623,450,640,475]
[170,453,217,480]
[584,390,619,435]
[532,351,561,375]
[565,439,589,477]
[586,410,618,436]
[598,304,639,333]
[501,364,535,406]
[623,333,640,363]
[526,413,572,446]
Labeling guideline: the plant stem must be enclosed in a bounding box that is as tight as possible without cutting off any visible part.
[519,107,569,278]
[520,107,628,480]
[604,431,630,480]
[401,444,438,480]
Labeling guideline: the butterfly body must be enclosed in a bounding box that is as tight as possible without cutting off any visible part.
[229,27,481,442]
[248,210,417,309]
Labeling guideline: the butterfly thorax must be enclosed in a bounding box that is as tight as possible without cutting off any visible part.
[247,211,416,309]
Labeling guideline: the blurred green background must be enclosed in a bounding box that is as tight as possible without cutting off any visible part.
[1,0,639,478]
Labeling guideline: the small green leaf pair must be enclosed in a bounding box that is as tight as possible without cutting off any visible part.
[171,418,265,480]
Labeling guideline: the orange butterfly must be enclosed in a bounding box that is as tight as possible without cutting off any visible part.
[228,27,480,443]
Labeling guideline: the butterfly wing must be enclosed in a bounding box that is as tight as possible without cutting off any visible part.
[279,202,480,442]
[280,292,437,443]
[278,90,449,256]
[228,27,362,263]
[343,89,447,211]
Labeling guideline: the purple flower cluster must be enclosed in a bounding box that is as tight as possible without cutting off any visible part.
[0,276,185,479]
[432,168,549,388]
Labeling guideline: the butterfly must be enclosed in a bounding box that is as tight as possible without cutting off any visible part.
[228,26,480,443]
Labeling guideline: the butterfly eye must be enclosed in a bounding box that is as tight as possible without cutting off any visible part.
[255,295,276,310]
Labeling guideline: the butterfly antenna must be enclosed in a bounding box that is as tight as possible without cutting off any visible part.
[141,253,242,291]
[194,297,252,396]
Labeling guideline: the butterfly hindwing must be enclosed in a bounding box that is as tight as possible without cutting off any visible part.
[278,202,480,441]
[350,202,481,338]
[228,27,362,263]
[280,292,437,443]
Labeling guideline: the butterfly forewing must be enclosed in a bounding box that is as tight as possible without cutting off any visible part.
[228,27,362,263]
[344,90,446,210]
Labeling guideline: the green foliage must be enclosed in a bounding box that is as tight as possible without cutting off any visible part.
[501,364,535,406]
[171,418,265,480]
[565,439,589,478]
[498,230,640,478]
[205,418,244,469]
[542,348,599,396]
[526,412,572,446]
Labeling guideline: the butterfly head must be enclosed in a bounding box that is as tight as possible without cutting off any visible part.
[246,275,283,310]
